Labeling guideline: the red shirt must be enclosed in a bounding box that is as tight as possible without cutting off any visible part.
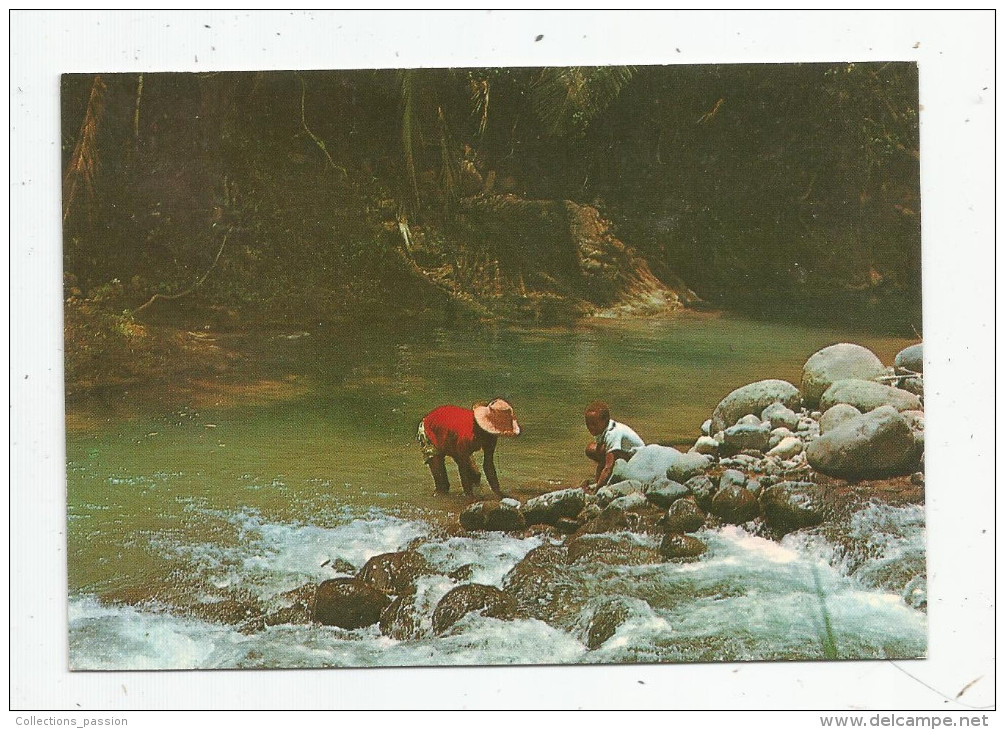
[422,405,494,460]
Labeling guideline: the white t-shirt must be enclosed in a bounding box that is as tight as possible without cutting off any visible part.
[597,420,645,456]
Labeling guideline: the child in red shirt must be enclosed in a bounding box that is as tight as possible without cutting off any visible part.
[417,399,520,497]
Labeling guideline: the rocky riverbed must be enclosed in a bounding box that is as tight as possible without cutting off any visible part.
[254,341,926,651]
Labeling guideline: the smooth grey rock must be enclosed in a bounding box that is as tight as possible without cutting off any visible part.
[820,378,922,414]
[710,379,801,433]
[819,404,862,434]
[665,451,712,483]
[805,405,922,478]
[736,413,762,427]
[701,419,713,437]
[723,422,771,452]
[645,477,690,509]
[611,444,683,486]
[894,343,923,374]
[605,492,649,513]
[766,436,803,460]
[801,343,887,408]
[719,469,747,492]
[522,488,587,526]
[432,584,515,635]
[596,479,644,507]
[768,426,794,450]
[761,402,799,430]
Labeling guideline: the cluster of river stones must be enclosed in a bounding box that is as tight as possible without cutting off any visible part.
[283,341,923,643]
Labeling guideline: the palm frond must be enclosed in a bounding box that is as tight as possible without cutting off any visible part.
[529,66,634,137]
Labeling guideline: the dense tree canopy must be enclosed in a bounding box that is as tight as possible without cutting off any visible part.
[61,63,920,327]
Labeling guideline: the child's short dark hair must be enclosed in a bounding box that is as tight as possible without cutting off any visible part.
[585,401,611,423]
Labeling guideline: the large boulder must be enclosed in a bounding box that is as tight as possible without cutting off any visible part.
[805,405,922,478]
[801,343,887,408]
[483,500,527,532]
[432,583,516,635]
[522,488,586,526]
[819,403,862,434]
[820,379,922,414]
[711,379,801,433]
[356,550,434,595]
[313,578,391,629]
[611,444,682,485]
[894,343,923,374]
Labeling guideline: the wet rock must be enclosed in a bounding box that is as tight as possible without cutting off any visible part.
[313,578,391,629]
[646,477,690,509]
[685,474,717,510]
[768,426,794,450]
[766,436,803,460]
[522,488,587,526]
[819,404,862,434]
[459,502,487,531]
[659,533,708,561]
[759,481,826,532]
[596,479,644,507]
[722,422,770,453]
[567,534,661,566]
[432,583,516,635]
[379,594,419,640]
[761,402,799,430]
[357,550,434,595]
[805,406,922,478]
[664,497,706,534]
[709,483,760,524]
[605,492,649,513]
[575,509,631,536]
[584,597,633,650]
[263,585,316,627]
[503,545,586,627]
[483,500,527,532]
[801,343,887,408]
[555,517,582,534]
[701,419,713,436]
[820,379,922,414]
[612,444,683,486]
[692,435,720,457]
[710,379,801,433]
[894,343,923,374]
[577,503,603,523]
[665,451,712,483]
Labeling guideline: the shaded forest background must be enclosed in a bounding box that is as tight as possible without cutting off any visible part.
[61,63,921,391]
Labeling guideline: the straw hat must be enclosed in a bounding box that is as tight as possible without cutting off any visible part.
[473,398,521,436]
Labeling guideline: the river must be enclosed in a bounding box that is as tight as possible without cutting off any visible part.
[66,311,926,668]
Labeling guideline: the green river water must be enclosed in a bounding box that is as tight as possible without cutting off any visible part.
[66,312,926,668]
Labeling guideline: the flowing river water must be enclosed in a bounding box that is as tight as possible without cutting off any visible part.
[66,312,927,669]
